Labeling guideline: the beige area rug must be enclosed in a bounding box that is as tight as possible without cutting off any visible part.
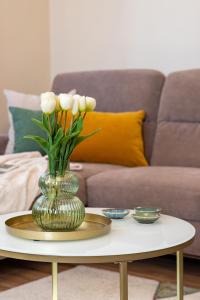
[0,266,199,300]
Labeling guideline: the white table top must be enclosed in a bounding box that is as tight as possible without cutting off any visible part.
[0,208,195,263]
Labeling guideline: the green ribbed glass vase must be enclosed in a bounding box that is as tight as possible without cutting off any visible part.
[32,171,85,231]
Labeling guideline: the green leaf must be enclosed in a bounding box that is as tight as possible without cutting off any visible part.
[68,128,101,157]
[32,118,50,136]
[54,127,64,144]
[75,128,100,146]
[42,114,49,131]
[69,130,81,139]
[71,116,83,133]
[61,129,81,160]
[48,127,64,157]
[42,114,54,146]
[60,135,70,154]
[24,135,49,154]
[75,116,83,131]
[57,131,75,163]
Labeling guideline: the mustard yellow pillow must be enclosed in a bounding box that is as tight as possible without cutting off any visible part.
[70,110,148,167]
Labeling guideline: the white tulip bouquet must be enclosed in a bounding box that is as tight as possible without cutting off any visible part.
[25,92,98,177]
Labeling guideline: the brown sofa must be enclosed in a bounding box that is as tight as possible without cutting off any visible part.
[1,69,200,257]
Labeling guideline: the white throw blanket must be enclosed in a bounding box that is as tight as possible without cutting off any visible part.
[0,152,47,214]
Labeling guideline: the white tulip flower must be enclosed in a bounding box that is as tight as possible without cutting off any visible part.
[73,94,81,102]
[41,92,57,114]
[72,94,81,115]
[86,97,96,112]
[59,93,74,111]
[78,96,86,112]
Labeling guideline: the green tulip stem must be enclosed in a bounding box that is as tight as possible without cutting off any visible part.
[68,115,75,137]
[54,112,58,133]
[64,111,67,134]
[48,115,52,136]
[60,111,63,125]
[70,115,74,130]
[49,156,56,177]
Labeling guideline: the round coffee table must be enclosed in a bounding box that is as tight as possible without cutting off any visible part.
[0,208,195,300]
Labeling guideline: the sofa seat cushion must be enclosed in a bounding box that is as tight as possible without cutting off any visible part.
[87,166,200,221]
[75,163,126,204]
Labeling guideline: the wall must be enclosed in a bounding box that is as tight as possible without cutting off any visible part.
[0,0,50,134]
[132,0,200,72]
[50,0,200,79]
[50,0,136,79]
[1,0,200,133]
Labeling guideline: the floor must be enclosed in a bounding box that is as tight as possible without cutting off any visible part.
[0,255,199,292]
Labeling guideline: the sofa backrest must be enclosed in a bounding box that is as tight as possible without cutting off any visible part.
[152,69,200,167]
[52,69,165,161]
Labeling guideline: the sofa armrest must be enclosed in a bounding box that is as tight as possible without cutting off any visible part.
[0,135,8,154]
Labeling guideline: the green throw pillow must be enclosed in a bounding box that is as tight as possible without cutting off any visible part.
[9,107,46,155]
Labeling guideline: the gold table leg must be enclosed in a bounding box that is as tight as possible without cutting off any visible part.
[177,251,184,300]
[52,262,58,300]
[119,261,128,300]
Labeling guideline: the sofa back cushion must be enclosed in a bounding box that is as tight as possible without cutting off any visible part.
[152,69,200,167]
[52,69,165,161]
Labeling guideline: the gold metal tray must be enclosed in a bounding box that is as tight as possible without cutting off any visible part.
[5,213,112,241]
